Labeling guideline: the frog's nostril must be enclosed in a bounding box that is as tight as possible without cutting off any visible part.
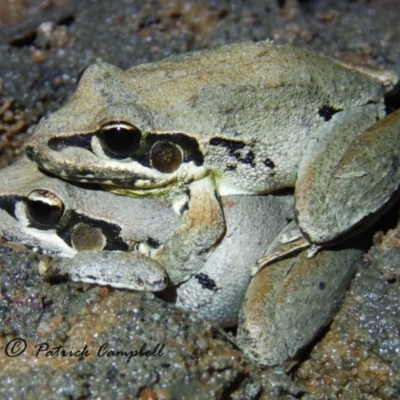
[25,146,35,160]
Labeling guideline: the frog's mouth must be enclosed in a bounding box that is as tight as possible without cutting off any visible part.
[102,182,183,197]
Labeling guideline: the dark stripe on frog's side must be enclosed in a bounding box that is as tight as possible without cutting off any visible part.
[264,158,275,169]
[0,195,22,219]
[177,187,191,215]
[209,137,256,167]
[209,137,246,153]
[147,237,161,248]
[56,210,129,251]
[241,150,256,167]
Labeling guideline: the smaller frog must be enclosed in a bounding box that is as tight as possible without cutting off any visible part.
[0,157,174,291]
[0,157,364,365]
[0,157,225,285]
[0,156,293,325]
[26,40,400,259]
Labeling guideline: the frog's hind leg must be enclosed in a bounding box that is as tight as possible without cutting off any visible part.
[238,244,363,368]
[295,105,400,246]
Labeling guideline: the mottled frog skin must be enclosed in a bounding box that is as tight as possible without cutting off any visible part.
[21,40,400,367]
[0,157,363,366]
[26,41,400,251]
[0,157,226,288]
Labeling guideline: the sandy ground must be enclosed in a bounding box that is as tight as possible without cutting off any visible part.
[0,1,400,399]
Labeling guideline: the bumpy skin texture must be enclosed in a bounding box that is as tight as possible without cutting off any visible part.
[0,157,224,289]
[296,108,400,243]
[57,250,168,290]
[238,244,363,367]
[176,194,294,327]
[0,157,365,366]
[25,40,400,248]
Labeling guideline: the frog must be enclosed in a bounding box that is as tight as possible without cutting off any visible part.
[1,154,226,285]
[25,40,400,266]
[0,156,224,290]
[0,156,364,365]
[0,156,173,291]
[0,156,289,324]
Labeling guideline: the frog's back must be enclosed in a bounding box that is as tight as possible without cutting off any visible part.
[126,41,383,137]
[124,41,384,193]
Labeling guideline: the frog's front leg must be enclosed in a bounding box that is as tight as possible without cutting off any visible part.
[296,106,400,246]
[238,243,363,367]
[43,250,168,291]
[153,175,226,284]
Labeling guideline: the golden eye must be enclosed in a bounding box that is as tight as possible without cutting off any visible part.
[26,190,64,228]
[150,141,183,173]
[98,122,142,158]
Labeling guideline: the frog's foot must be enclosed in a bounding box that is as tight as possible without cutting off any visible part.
[252,221,310,276]
[239,245,363,368]
[296,106,400,246]
[43,250,168,291]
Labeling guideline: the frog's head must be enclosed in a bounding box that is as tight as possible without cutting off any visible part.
[0,157,133,257]
[0,157,170,291]
[26,62,207,190]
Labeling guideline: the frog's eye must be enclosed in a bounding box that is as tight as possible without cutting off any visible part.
[150,141,183,173]
[26,190,64,228]
[98,122,142,158]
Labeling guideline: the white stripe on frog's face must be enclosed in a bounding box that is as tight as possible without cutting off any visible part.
[28,141,181,188]
[23,226,77,257]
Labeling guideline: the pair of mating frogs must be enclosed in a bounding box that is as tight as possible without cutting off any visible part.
[2,41,400,367]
